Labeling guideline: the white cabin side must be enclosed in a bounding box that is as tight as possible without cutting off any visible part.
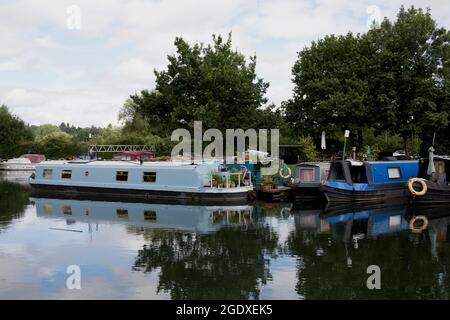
[31,160,247,194]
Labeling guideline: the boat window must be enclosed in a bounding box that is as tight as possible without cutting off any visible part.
[143,172,157,183]
[387,167,401,179]
[62,206,72,215]
[328,163,345,181]
[116,208,128,218]
[350,165,368,183]
[144,210,157,222]
[85,171,89,177]
[61,170,72,179]
[300,168,315,182]
[43,204,53,214]
[116,171,128,181]
[43,169,52,178]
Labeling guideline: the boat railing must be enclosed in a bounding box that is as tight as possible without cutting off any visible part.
[208,172,252,189]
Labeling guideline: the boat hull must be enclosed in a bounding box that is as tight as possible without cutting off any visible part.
[321,183,409,203]
[30,183,250,205]
[256,186,292,202]
[410,181,450,204]
[293,186,324,200]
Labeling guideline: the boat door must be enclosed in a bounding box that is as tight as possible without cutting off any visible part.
[347,161,369,190]
[434,160,446,184]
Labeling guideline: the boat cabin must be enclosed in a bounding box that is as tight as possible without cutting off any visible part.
[322,159,419,202]
[327,160,418,186]
[418,156,450,185]
[295,162,330,188]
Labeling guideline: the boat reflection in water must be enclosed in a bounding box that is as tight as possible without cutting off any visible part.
[290,201,450,299]
[32,197,254,233]
[31,196,279,299]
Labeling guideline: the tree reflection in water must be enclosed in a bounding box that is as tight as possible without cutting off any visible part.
[131,221,279,299]
[288,205,450,299]
[0,181,29,232]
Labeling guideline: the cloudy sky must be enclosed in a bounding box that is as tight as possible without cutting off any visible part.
[1,0,449,127]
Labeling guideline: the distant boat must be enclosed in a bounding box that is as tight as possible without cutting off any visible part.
[0,154,46,171]
[293,161,330,200]
[408,155,450,204]
[30,159,252,204]
[0,170,33,185]
[321,159,418,203]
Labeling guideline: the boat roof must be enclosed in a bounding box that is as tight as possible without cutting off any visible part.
[421,155,450,161]
[332,159,418,165]
[297,161,330,167]
[37,160,219,168]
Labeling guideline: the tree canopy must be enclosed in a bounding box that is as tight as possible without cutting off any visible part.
[0,105,33,159]
[126,33,272,135]
[284,6,450,155]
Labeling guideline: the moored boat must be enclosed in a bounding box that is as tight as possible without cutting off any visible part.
[293,161,330,200]
[30,159,252,204]
[0,154,46,171]
[321,159,418,203]
[407,152,450,204]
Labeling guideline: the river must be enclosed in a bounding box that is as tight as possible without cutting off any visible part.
[0,178,449,299]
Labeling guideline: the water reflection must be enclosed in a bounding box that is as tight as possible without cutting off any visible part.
[0,181,29,231]
[290,202,450,299]
[31,197,279,299]
[2,178,450,299]
[132,225,278,299]
[32,197,254,234]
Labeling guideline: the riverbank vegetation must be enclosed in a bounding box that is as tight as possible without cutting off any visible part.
[1,6,449,161]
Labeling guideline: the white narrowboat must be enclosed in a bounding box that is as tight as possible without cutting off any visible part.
[30,160,252,204]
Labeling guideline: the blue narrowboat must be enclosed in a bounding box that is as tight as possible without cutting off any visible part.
[321,159,418,203]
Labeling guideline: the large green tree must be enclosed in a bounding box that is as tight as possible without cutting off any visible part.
[368,6,450,153]
[284,32,370,148]
[0,105,33,158]
[285,6,450,155]
[127,33,270,135]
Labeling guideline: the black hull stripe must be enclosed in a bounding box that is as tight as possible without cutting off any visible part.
[31,184,250,205]
[321,185,409,203]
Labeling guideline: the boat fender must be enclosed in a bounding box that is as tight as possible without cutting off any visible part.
[409,215,428,233]
[278,166,292,179]
[408,178,427,196]
[241,169,248,185]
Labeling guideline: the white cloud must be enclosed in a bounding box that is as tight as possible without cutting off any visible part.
[1,88,124,126]
[35,35,67,49]
[4,88,47,107]
[112,58,155,88]
[0,61,22,71]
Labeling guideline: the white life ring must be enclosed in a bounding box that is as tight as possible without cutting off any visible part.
[278,166,291,179]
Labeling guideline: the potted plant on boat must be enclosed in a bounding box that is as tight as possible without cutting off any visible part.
[261,175,277,191]
[209,170,221,187]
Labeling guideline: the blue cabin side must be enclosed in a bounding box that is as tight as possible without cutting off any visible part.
[368,161,418,184]
[323,160,419,191]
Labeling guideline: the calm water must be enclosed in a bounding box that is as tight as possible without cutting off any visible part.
[1,178,450,300]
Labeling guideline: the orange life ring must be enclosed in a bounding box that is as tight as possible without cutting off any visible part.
[408,178,427,196]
